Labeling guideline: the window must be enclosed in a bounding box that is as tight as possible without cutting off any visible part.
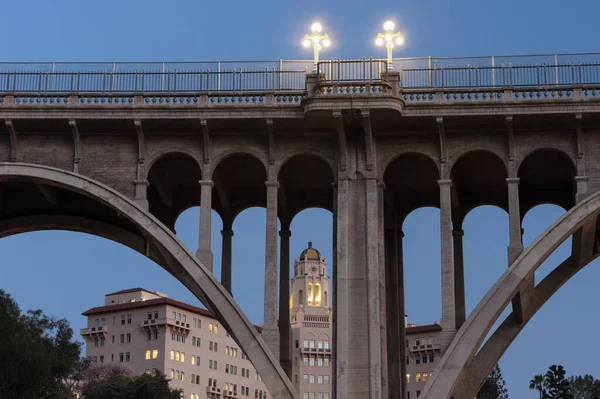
[324,375,330,384]
[154,311,159,319]
[126,352,130,362]
[172,311,176,320]
[147,331,152,340]
[303,375,309,384]
[154,330,158,340]
[120,334,124,344]
[146,350,151,360]
[170,369,174,379]
[99,355,104,363]
[120,353,124,362]
[193,318,197,328]
[176,352,180,362]
[196,356,201,366]
[111,354,114,362]
[192,337,196,346]
[318,394,323,399]
[304,394,309,399]
[304,340,309,348]
[318,375,323,384]
[324,358,330,367]
[196,375,200,384]
[181,352,185,362]
[127,333,131,343]
[428,336,433,345]
[422,373,429,382]
[215,343,218,351]
[182,314,187,323]
[94,337,99,347]
[429,355,434,363]
[127,314,132,324]
[317,358,323,367]
[309,357,315,366]
[406,374,410,383]
[147,312,152,320]
[152,349,158,359]
[318,340,323,349]
[416,373,421,383]
[422,355,427,364]
[209,360,213,369]
[406,356,410,365]
[324,341,330,349]
[180,372,185,382]
[177,313,181,321]
[112,335,115,343]
[121,315,125,325]
[324,394,330,399]
[309,375,315,384]
[191,355,196,365]
[416,390,421,397]
[303,357,309,366]
[416,357,421,364]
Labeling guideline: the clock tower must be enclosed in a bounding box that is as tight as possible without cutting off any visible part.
[289,242,332,399]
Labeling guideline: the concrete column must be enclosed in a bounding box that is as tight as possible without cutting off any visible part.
[197,180,214,272]
[453,229,466,329]
[385,224,401,399]
[262,180,280,360]
[220,227,234,293]
[438,179,456,353]
[278,229,292,377]
[397,230,406,399]
[506,178,524,265]
[335,177,384,399]
[378,182,388,399]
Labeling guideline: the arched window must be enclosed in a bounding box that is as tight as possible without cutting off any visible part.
[315,283,322,305]
[323,291,328,307]
[298,290,304,305]
[307,283,313,304]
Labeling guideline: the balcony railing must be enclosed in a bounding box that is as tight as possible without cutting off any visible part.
[80,325,108,336]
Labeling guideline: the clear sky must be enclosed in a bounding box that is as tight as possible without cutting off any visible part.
[1,1,599,397]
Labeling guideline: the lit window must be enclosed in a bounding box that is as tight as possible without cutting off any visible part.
[422,373,429,382]
[181,352,185,362]
[170,369,174,379]
[181,372,184,382]
[152,349,158,359]
[176,352,180,362]
[191,355,196,365]
[416,373,421,383]
[170,350,175,360]
[406,374,410,383]
[146,350,151,360]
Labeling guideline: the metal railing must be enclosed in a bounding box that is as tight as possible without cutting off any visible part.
[317,59,388,82]
[399,62,600,89]
[0,69,307,94]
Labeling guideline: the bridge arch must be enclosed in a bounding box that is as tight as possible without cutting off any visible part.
[421,188,600,399]
[211,149,269,177]
[0,162,296,399]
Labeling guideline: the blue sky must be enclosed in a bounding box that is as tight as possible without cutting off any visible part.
[1,0,599,397]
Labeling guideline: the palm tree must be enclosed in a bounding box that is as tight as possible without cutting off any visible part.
[530,374,545,399]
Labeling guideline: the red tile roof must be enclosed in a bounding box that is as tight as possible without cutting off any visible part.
[406,324,442,334]
[82,295,263,332]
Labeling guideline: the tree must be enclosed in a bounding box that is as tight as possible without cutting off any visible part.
[544,365,573,399]
[477,364,509,399]
[530,374,546,399]
[568,375,600,399]
[82,373,182,399]
[0,289,82,399]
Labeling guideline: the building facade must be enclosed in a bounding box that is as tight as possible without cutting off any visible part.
[289,242,333,399]
[81,288,271,399]
[405,320,442,399]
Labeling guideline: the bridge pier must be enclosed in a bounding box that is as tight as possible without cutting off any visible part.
[263,180,280,361]
[334,174,386,399]
[439,179,457,352]
[279,228,292,377]
[197,179,214,272]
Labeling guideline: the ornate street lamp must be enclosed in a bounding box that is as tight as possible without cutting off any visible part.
[375,20,405,71]
[302,22,331,72]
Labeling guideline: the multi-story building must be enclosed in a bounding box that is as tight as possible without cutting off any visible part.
[289,242,332,399]
[404,319,442,399]
[81,288,271,399]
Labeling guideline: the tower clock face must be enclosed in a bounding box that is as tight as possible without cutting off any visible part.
[310,266,317,274]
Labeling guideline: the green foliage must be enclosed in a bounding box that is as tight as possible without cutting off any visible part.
[477,364,509,399]
[543,365,573,399]
[530,374,546,399]
[568,375,600,399]
[82,373,182,399]
[0,289,82,399]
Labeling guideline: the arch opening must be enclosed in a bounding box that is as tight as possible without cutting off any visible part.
[147,152,202,231]
[518,148,576,215]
